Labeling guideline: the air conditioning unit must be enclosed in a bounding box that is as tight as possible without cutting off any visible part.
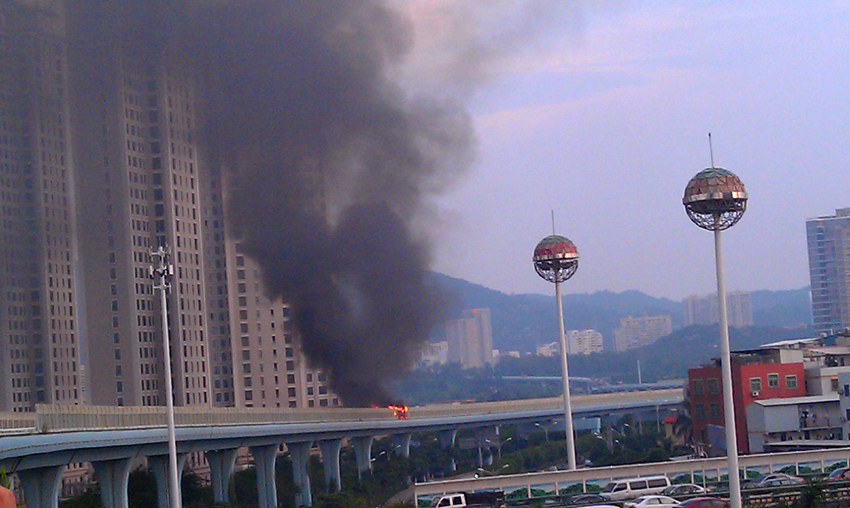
[751,391,760,397]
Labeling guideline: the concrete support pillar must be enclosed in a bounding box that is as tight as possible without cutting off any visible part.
[475,428,488,468]
[93,458,133,508]
[17,465,65,508]
[352,436,374,479]
[206,448,238,504]
[318,439,342,493]
[439,429,458,473]
[250,444,279,508]
[149,454,186,508]
[288,441,313,506]
[438,429,457,449]
[391,433,412,457]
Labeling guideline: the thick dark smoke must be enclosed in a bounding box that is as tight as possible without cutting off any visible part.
[71,0,475,406]
[186,1,473,406]
[70,0,565,406]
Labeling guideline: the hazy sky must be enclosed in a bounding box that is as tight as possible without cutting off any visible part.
[426,1,850,300]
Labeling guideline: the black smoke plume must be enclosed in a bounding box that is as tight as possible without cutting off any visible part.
[70,0,476,406]
[187,1,473,406]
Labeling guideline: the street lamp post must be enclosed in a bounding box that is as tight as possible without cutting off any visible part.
[150,246,181,508]
[534,422,549,442]
[683,164,748,508]
[533,234,579,470]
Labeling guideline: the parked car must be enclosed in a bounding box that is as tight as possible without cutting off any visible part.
[662,484,708,497]
[742,473,804,489]
[623,495,680,508]
[567,493,609,505]
[675,497,729,508]
[600,475,671,501]
[827,467,850,482]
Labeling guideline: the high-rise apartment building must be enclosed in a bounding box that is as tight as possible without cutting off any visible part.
[0,1,336,415]
[613,315,672,352]
[70,7,210,406]
[683,291,753,328]
[0,0,83,412]
[807,208,850,335]
[446,308,494,369]
[201,155,337,409]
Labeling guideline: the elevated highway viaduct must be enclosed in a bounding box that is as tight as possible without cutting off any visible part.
[0,389,681,508]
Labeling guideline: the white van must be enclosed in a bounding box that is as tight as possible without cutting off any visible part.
[599,475,671,501]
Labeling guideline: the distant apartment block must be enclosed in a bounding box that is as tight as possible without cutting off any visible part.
[536,329,602,357]
[446,308,494,369]
[613,315,672,352]
[807,208,850,335]
[683,291,753,328]
[417,340,448,369]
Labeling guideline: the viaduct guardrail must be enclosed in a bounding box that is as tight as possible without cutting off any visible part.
[0,388,682,433]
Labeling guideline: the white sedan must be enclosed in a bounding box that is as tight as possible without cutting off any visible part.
[623,495,680,508]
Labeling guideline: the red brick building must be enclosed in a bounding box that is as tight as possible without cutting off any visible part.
[688,348,806,454]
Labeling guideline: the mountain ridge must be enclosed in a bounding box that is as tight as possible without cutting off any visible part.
[428,272,812,353]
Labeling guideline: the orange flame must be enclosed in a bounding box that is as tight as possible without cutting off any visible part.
[388,404,409,419]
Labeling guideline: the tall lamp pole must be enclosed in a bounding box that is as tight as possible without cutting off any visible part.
[150,246,181,508]
[533,234,579,470]
[683,163,747,508]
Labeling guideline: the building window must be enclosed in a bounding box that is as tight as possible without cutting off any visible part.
[692,379,704,395]
[786,375,798,389]
[694,404,706,420]
[750,377,762,392]
[767,374,779,388]
[707,378,719,394]
[831,378,839,392]
[244,390,252,401]
[708,403,720,419]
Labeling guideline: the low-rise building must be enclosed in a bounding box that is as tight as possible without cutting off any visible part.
[688,347,806,455]
[746,394,842,453]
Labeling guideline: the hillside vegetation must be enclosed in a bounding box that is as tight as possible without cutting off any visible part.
[430,272,812,353]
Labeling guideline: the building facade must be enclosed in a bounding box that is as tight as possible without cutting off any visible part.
[683,291,753,328]
[447,308,494,369]
[70,20,211,407]
[537,329,603,357]
[0,0,83,412]
[807,208,850,335]
[613,315,672,352]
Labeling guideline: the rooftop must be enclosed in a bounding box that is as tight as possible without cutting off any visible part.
[754,394,839,407]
